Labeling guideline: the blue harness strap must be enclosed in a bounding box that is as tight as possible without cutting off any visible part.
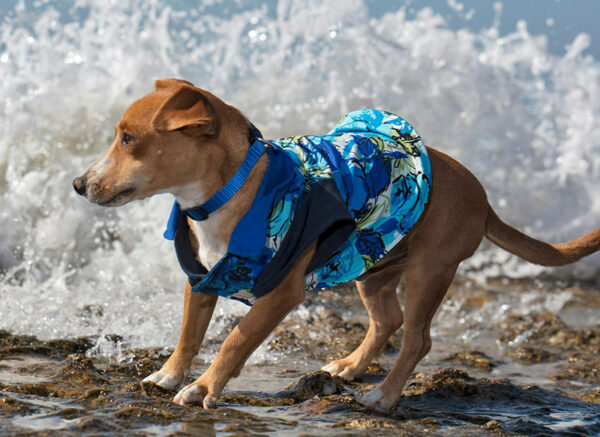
[184,139,266,221]
[164,123,266,240]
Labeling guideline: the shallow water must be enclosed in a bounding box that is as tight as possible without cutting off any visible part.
[1,0,600,435]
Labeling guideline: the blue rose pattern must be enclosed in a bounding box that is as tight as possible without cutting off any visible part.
[356,229,386,259]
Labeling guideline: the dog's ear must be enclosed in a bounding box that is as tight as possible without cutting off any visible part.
[151,85,217,137]
[154,78,195,90]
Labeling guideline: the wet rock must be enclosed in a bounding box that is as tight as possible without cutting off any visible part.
[221,393,294,407]
[500,313,567,345]
[571,387,600,404]
[0,396,35,414]
[501,313,600,354]
[45,337,95,356]
[301,394,360,415]
[76,417,120,432]
[268,328,302,352]
[3,382,52,397]
[58,407,85,419]
[509,346,558,363]
[318,318,366,361]
[550,356,600,384]
[548,328,600,352]
[443,350,496,369]
[364,362,387,377]
[83,387,109,399]
[0,339,54,356]
[279,371,346,402]
[483,420,514,436]
[332,417,404,432]
[500,312,600,382]
[61,353,109,384]
[404,368,494,398]
[420,417,440,426]
[141,381,175,399]
[114,405,177,420]
[1,308,598,436]
[104,347,169,377]
[132,357,162,378]
[122,382,142,393]
[65,353,95,370]
[267,308,372,361]
[0,331,39,349]
[0,330,94,358]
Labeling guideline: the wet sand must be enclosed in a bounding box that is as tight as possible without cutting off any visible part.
[1,277,599,436]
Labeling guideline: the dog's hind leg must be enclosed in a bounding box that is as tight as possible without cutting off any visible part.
[361,260,458,410]
[321,265,404,381]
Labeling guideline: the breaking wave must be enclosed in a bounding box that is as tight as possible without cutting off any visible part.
[0,0,598,352]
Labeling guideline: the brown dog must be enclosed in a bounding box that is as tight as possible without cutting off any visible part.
[73,78,600,410]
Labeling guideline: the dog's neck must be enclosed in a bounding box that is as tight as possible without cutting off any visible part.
[172,115,264,210]
[171,119,268,270]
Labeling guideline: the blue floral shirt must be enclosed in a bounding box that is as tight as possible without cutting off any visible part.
[167,109,431,305]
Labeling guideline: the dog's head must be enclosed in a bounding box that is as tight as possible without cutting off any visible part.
[73,79,244,207]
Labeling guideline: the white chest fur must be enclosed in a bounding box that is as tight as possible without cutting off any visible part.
[172,182,229,271]
[188,217,228,271]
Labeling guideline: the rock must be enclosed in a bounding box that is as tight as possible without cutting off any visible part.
[443,350,496,369]
[0,396,35,414]
[221,394,294,407]
[61,353,109,385]
[141,381,177,399]
[58,407,85,419]
[509,346,558,363]
[114,406,177,420]
[280,371,346,402]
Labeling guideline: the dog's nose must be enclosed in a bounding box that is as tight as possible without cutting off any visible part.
[72,176,87,196]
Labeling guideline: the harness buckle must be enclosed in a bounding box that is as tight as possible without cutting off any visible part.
[184,206,209,221]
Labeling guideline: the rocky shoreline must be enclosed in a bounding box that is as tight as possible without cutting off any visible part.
[1,279,600,435]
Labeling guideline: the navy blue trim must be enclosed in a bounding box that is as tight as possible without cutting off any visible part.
[173,212,208,283]
[251,178,355,298]
[248,122,263,143]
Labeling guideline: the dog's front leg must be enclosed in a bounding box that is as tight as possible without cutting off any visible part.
[143,280,218,390]
[173,243,316,408]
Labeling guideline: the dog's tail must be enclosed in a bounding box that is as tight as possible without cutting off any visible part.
[484,205,600,266]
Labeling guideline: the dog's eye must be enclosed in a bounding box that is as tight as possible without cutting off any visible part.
[121,133,135,146]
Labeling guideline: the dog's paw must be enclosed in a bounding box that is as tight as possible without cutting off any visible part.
[173,383,218,408]
[321,359,363,381]
[359,387,392,412]
[143,369,188,391]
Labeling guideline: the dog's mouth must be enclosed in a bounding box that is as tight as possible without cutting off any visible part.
[96,187,136,207]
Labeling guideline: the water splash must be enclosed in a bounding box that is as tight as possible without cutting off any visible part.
[0,0,598,350]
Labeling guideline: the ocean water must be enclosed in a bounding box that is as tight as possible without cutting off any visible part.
[0,0,599,355]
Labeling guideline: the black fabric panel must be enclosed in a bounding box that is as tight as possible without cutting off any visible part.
[252,178,355,298]
[173,213,208,287]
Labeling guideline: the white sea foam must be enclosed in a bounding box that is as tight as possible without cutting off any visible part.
[0,0,598,354]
